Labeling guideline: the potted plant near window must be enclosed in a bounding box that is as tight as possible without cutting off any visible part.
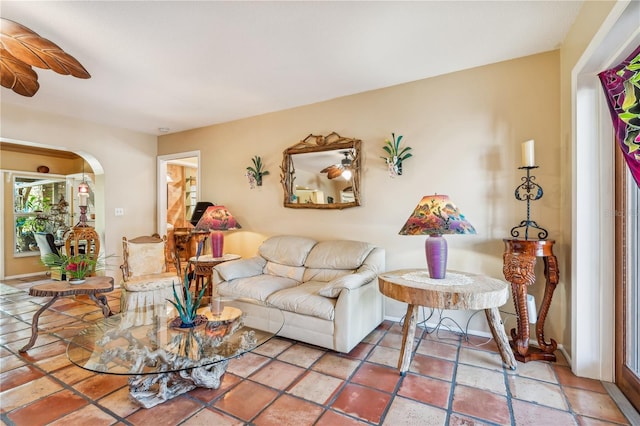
[41,253,97,284]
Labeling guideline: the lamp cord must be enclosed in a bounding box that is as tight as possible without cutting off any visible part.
[398,308,517,348]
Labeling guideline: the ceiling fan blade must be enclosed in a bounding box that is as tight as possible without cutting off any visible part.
[0,50,39,96]
[0,18,90,78]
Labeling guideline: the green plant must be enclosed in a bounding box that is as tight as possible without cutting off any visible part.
[381,132,412,176]
[246,155,270,188]
[63,254,97,280]
[167,246,207,327]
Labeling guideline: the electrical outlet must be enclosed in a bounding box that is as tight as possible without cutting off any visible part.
[115,208,124,216]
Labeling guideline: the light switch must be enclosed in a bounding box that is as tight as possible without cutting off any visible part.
[115,208,124,216]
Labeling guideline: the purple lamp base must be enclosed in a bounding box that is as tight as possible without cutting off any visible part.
[425,234,447,279]
[210,231,224,258]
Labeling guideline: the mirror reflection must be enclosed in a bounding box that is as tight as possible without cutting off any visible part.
[281,132,361,209]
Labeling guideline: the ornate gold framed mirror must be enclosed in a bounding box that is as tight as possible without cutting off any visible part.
[280,132,361,209]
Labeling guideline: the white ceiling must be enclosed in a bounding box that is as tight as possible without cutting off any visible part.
[1,1,584,136]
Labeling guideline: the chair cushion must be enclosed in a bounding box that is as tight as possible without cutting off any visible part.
[305,240,374,269]
[258,235,317,266]
[126,241,166,276]
[122,272,178,292]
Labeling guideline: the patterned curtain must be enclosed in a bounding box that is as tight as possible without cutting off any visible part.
[598,45,640,187]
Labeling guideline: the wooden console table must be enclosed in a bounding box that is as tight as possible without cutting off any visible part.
[502,239,559,362]
[378,269,516,375]
[20,276,114,352]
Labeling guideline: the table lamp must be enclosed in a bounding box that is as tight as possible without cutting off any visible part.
[194,205,241,258]
[399,194,476,279]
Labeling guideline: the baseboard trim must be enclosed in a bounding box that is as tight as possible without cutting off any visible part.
[602,382,640,425]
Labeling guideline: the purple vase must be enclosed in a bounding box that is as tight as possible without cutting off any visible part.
[425,234,447,279]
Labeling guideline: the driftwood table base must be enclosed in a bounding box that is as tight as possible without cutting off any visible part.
[379,270,516,375]
[128,360,229,408]
[20,277,114,353]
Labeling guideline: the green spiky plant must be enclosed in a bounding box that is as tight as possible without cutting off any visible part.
[246,155,270,187]
[381,133,412,176]
[168,243,207,328]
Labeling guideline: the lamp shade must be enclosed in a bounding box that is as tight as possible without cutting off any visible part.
[194,206,242,232]
[78,181,90,195]
[398,195,475,236]
[399,195,475,279]
[194,205,241,258]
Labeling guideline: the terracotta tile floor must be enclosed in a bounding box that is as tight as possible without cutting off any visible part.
[0,275,634,425]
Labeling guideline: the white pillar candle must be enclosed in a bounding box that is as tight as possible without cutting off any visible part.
[521,139,535,167]
[78,193,89,206]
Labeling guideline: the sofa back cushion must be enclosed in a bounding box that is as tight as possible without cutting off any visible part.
[304,240,374,270]
[264,261,306,282]
[259,235,317,266]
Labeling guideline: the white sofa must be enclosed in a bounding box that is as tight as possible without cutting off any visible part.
[213,235,385,353]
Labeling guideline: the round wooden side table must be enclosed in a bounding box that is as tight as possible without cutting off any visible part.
[189,254,241,296]
[378,269,516,375]
[20,276,114,353]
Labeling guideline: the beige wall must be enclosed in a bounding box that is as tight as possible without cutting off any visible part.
[1,104,158,280]
[558,0,617,367]
[159,51,562,337]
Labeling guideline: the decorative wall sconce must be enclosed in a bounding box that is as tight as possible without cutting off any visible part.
[381,132,412,177]
[246,155,269,188]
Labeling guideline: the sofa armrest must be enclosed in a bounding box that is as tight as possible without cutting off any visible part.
[318,270,377,297]
[214,256,266,283]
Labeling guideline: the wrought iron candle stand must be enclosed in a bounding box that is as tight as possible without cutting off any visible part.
[510,166,548,240]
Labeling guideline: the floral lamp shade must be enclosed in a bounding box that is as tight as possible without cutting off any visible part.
[399,195,475,279]
[194,206,241,258]
[194,206,241,232]
[399,195,476,236]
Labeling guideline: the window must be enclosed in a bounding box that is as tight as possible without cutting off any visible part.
[14,175,69,256]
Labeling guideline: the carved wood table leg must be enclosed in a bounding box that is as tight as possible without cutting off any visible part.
[534,254,560,358]
[484,307,517,370]
[19,295,60,353]
[89,293,113,318]
[399,304,418,375]
[503,239,559,363]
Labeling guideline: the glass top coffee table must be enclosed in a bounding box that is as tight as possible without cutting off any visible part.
[67,297,284,408]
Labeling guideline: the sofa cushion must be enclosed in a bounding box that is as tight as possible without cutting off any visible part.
[264,261,306,282]
[303,268,352,283]
[304,240,374,270]
[318,270,377,297]
[266,281,336,321]
[217,275,299,302]
[215,256,266,281]
[259,235,317,266]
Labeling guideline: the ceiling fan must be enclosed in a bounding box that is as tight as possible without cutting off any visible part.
[320,151,354,180]
[0,18,90,97]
